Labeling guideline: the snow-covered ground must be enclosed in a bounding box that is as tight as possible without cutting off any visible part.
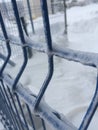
[1,3,98,130]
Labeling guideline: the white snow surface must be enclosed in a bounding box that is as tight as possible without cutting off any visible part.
[1,3,98,130]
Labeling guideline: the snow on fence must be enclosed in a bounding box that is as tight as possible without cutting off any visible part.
[0,0,98,130]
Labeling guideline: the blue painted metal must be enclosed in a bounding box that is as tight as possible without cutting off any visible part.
[0,84,15,129]
[26,104,36,130]
[0,53,15,67]
[26,0,35,34]
[7,86,26,130]
[3,73,77,130]
[0,0,98,130]
[15,93,30,130]
[41,119,46,130]
[0,12,15,129]
[0,81,20,130]
[11,0,28,91]
[34,0,54,110]
[0,11,11,75]
[79,76,98,130]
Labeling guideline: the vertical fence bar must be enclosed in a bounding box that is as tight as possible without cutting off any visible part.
[41,119,46,130]
[11,0,28,90]
[1,81,22,130]
[51,0,55,14]
[21,17,29,36]
[79,76,98,130]
[63,0,67,34]
[26,0,35,34]
[0,53,15,67]
[0,10,15,130]
[0,11,11,75]
[0,83,15,130]
[26,104,36,130]
[15,94,30,130]
[34,0,54,110]
[0,86,12,129]
[7,86,25,130]
[0,105,13,130]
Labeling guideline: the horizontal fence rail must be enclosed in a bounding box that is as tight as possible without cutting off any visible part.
[0,32,98,67]
[0,0,98,130]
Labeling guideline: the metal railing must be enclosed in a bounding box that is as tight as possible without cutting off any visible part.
[0,0,98,130]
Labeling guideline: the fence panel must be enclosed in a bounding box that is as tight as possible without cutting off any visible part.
[0,0,98,130]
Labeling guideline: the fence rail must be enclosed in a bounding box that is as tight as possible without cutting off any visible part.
[0,0,98,130]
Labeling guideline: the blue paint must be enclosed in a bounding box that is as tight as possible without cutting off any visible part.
[0,0,97,130]
[11,0,28,91]
[34,0,54,110]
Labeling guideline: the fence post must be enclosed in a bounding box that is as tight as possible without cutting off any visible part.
[63,0,67,34]
[26,0,35,34]
[51,0,55,14]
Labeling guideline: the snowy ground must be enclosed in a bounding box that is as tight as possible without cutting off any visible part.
[1,3,98,130]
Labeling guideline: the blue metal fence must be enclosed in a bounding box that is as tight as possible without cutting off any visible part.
[0,0,98,130]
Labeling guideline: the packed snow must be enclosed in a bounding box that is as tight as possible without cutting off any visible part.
[1,2,98,130]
